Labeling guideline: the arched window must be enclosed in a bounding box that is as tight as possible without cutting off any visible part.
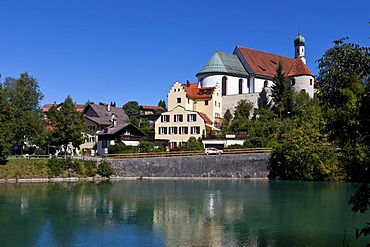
[239,79,243,94]
[222,76,227,96]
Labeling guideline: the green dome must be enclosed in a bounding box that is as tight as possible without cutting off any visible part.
[294,33,305,46]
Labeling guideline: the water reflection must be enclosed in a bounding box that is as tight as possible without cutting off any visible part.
[0,180,368,246]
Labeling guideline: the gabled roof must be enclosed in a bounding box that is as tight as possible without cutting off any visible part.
[140,105,164,111]
[42,102,85,113]
[182,83,215,100]
[98,123,146,136]
[198,112,212,124]
[84,104,128,125]
[196,51,249,77]
[286,58,314,77]
[235,46,313,78]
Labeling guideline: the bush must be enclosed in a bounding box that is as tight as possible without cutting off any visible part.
[97,160,114,178]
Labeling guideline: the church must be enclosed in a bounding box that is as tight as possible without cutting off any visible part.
[195,32,314,114]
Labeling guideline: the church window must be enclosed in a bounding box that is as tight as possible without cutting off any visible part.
[239,79,243,94]
[177,98,181,103]
[291,79,295,86]
[310,79,313,86]
[205,101,209,106]
[301,89,306,93]
[222,76,227,96]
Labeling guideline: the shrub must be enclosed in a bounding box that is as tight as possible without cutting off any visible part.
[97,160,114,178]
[83,160,97,177]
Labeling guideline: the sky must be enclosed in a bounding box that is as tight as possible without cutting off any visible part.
[0,0,369,108]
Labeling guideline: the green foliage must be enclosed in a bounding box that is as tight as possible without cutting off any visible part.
[97,160,114,178]
[181,137,204,151]
[229,100,253,131]
[47,96,86,151]
[268,123,341,181]
[158,100,167,111]
[136,140,164,152]
[123,101,140,115]
[222,109,233,130]
[47,157,98,177]
[0,83,14,164]
[2,72,44,150]
[109,142,135,154]
[271,62,293,118]
[129,117,153,135]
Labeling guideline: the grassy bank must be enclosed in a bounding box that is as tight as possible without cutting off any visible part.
[0,158,113,180]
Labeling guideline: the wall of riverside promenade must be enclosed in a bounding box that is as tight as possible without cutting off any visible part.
[108,153,270,178]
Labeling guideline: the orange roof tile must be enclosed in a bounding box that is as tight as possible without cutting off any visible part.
[286,58,313,77]
[236,46,312,78]
[198,112,213,124]
[182,83,215,99]
[140,105,164,111]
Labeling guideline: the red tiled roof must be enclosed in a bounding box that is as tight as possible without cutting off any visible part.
[236,46,312,78]
[286,58,313,77]
[182,83,215,99]
[140,105,164,111]
[198,112,212,124]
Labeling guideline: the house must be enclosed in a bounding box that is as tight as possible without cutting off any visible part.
[154,105,212,149]
[97,122,147,155]
[196,32,314,114]
[80,104,129,155]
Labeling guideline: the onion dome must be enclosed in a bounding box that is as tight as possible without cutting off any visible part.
[294,32,305,46]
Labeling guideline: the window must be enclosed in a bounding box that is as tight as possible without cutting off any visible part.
[161,115,170,122]
[215,113,220,118]
[169,142,177,149]
[169,127,178,134]
[177,97,181,103]
[124,130,130,135]
[188,114,197,122]
[89,137,95,142]
[102,140,108,148]
[158,127,167,135]
[89,126,96,132]
[174,114,183,122]
[205,100,209,106]
[218,102,220,108]
[179,126,188,134]
[190,126,200,134]
[291,79,296,86]
[310,79,313,86]
[222,76,227,95]
[301,89,306,93]
[215,101,217,107]
[239,79,243,94]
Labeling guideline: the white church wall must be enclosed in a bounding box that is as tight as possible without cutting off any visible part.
[291,75,314,98]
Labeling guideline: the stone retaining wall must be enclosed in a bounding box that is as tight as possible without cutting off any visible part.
[108,153,270,178]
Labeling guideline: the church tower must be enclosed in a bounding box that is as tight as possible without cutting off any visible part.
[294,30,306,64]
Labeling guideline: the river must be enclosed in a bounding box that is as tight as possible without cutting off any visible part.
[0,180,368,246]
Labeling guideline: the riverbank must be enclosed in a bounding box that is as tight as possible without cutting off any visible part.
[0,153,270,183]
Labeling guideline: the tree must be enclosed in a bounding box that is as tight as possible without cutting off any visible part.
[158,100,167,111]
[3,72,44,150]
[317,37,370,243]
[123,101,140,115]
[268,122,341,181]
[222,109,233,131]
[47,96,86,154]
[181,137,204,151]
[271,62,293,118]
[229,100,253,131]
[0,83,15,164]
[129,117,153,135]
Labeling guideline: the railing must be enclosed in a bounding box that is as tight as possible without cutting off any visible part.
[104,148,272,159]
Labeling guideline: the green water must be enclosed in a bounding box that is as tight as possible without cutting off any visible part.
[0,180,368,247]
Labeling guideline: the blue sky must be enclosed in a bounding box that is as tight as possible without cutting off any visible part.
[1,0,369,107]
